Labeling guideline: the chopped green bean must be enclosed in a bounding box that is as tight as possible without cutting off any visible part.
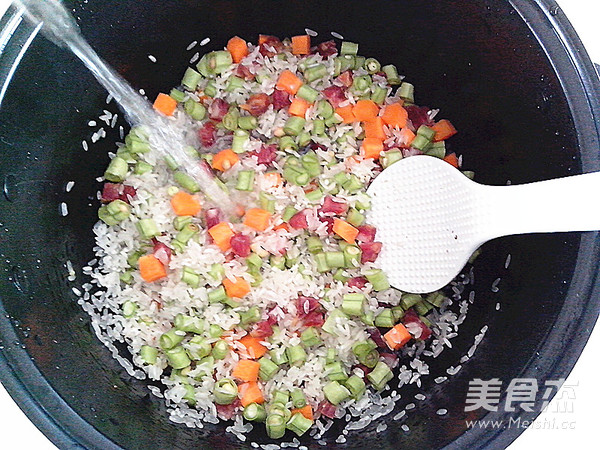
[181,267,200,288]
[170,88,186,103]
[364,57,381,74]
[235,170,255,191]
[340,41,359,55]
[364,268,390,291]
[325,251,345,269]
[269,348,288,366]
[213,378,238,405]
[208,286,228,304]
[173,171,201,192]
[282,206,298,222]
[283,116,306,136]
[304,64,327,82]
[136,218,160,239]
[106,199,131,222]
[212,339,229,360]
[297,84,319,103]
[286,412,313,436]
[182,67,202,90]
[258,357,279,381]
[342,293,365,316]
[306,236,323,254]
[266,413,286,439]
[134,160,153,175]
[243,402,267,422]
[381,149,403,168]
[286,345,307,366]
[401,293,422,310]
[382,64,402,85]
[375,308,395,327]
[140,345,158,365]
[301,327,321,347]
[186,336,212,360]
[398,81,414,102]
[312,118,325,136]
[226,75,244,92]
[184,99,206,120]
[174,313,204,334]
[240,306,261,327]
[325,361,348,381]
[232,129,249,153]
[290,388,306,408]
[104,156,128,182]
[165,345,191,369]
[367,361,394,390]
[237,115,258,130]
[323,380,351,405]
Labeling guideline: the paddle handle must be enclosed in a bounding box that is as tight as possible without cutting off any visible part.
[480,171,600,239]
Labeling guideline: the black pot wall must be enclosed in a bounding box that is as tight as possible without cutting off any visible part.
[0,1,599,449]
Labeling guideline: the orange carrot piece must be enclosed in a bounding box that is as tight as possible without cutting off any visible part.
[360,137,384,159]
[208,222,235,252]
[432,119,457,142]
[232,359,260,382]
[352,99,379,122]
[138,255,167,282]
[332,218,359,244]
[273,222,289,231]
[239,335,268,359]
[170,191,202,216]
[291,404,314,421]
[227,36,249,63]
[443,152,459,168]
[363,116,386,140]
[399,127,416,147]
[381,103,408,129]
[276,70,303,95]
[335,105,356,124]
[291,35,311,55]
[223,276,251,299]
[243,208,272,232]
[153,93,177,116]
[239,381,265,407]
[383,323,412,350]
[263,172,283,189]
[211,149,240,171]
[288,97,311,117]
[258,34,272,45]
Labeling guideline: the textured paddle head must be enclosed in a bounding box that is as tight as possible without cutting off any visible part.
[367,155,482,293]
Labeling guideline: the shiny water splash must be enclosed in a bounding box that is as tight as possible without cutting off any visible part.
[15,0,234,212]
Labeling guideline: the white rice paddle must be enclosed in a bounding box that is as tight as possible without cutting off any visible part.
[367,155,600,293]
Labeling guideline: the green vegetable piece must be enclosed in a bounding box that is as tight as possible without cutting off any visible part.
[258,357,279,381]
[243,402,267,422]
[300,327,321,347]
[104,156,128,182]
[367,361,394,391]
[212,339,229,360]
[323,380,351,405]
[286,345,307,366]
[136,218,160,239]
[165,346,191,369]
[140,345,158,365]
[174,313,204,334]
[286,412,313,436]
[213,378,238,405]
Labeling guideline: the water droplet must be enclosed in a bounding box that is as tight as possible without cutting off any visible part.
[549,5,560,16]
[10,266,30,294]
[3,174,17,202]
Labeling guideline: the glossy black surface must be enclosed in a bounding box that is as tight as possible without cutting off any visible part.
[0,0,599,449]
